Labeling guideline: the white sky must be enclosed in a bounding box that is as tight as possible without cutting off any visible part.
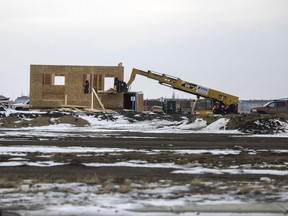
[0,0,287,100]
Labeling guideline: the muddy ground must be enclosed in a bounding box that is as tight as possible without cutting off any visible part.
[0,133,287,201]
[0,111,287,213]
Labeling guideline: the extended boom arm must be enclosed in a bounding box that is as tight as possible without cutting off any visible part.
[126,68,238,107]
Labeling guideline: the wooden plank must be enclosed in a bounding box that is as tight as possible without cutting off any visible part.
[92,88,105,111]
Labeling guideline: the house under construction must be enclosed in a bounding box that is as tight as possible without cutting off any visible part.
[30,63,143,111]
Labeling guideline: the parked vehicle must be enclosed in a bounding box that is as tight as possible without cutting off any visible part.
[0,95,10,108]
[0,96,9,112]
[0,105,6,111]
[10,96,30,111]
[250,99,288,114]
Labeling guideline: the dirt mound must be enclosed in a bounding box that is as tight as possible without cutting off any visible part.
[0,116,24,128]
[227,113,288,134]
[0,110,287,134]
[190,115,222,125]
[121,111,192,122]
[0,111,89,128]
[122,112,288,134]
[58,115,89,127]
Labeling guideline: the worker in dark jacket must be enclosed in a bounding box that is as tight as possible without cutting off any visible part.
[84,79,89,94]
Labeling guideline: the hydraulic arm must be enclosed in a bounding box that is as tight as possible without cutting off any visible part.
[126,68,238,114]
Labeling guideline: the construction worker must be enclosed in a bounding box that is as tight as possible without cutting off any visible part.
[84,79,89,94]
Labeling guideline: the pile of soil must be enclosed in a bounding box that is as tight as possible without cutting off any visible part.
[0,110,287,134]
[226,113,288,134]
[0,111,89,128]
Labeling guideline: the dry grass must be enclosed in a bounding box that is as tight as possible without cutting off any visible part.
[237,185,253,195]
[55,187,77,194]
[237,184,262,195]
[253,187,262,195]
[117,184,132,193]
[133,179,149,189]
[55,179,67,184]
[0,178,20,188]
[117,179,132,194]
[101,178,114,193]
[190,178,203,186]
[82,175,100,184]
[175,158,189,165]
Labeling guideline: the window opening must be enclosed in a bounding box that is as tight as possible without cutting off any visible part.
[268,102,276,108]
[53,75,65,85]
[195,100,205,110]
[104,77,115,91]
[277,102,285,107]
[206,99,212,110]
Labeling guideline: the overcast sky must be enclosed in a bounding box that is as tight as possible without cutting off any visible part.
[0,0,287,100]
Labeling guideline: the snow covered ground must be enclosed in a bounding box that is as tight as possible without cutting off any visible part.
[0,111,287,215]
[0,111,287,139]
[1,144,288,215]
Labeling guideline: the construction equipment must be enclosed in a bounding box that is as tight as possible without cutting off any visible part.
[124,68,238,114]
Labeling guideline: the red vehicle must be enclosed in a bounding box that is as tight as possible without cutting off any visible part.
[251,99,288,114]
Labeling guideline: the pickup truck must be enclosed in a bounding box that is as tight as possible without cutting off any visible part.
[251,99,288,114]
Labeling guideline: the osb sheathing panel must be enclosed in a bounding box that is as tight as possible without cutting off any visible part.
[30,65,124,109]
[65,93,124,109]
[136,94,144,112]
[63,95,123,109]
[98,93,124,109]
[30,67,44,100]
[31,100,63,108]
[42,65,124,80]
[42,86,65,100]
[65,73,84,102]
